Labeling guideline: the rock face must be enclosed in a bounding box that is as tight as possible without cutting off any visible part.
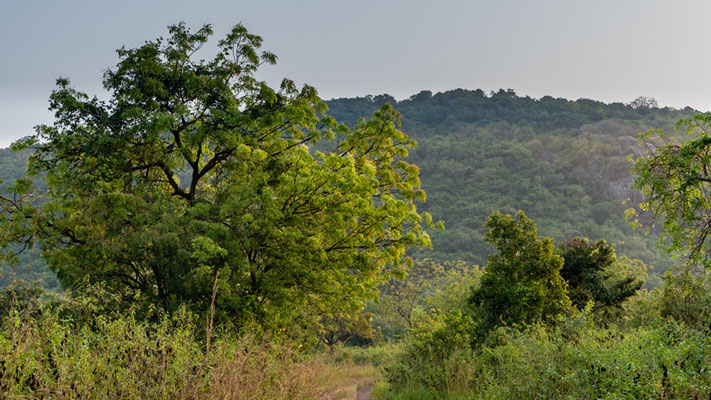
[607,180,644,205]
[557,119,653,205]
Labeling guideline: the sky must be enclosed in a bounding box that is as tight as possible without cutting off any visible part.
[2,0,711,147]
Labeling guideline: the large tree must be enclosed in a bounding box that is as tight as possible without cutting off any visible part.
[4,23,436,330]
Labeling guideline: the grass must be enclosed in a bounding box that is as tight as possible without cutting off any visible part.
[0,302,326,399]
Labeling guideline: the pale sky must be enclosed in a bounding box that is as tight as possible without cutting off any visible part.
[2,0,711,147]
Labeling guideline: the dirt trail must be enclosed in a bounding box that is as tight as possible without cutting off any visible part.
[319,376,374,400]
[356,383,373,400]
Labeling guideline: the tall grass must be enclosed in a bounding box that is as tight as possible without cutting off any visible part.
[0,297,324,399]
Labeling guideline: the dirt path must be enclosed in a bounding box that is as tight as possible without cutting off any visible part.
[319,376,374,400]
[356,383,373,400]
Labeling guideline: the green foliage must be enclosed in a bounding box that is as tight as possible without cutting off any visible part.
[559,238,643,313]
[0,280,47,316]
[317,311,375,351]
[4,23,435,330]
[468,211,571,340]
[658,269,711,330]
[384,309,473,395]
[383,314,711,400]
[0,299,324,399]
[346,342,402,367]
[632,113,711,266]
[372,259,481,339]
[380,254,709,400]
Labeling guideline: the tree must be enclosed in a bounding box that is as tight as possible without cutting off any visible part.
[558,238,643,312]
[629,96,658,109]
[317,311,375,353]
[5,23,436,330]
[630,113,711,266]
[468,211,571,340]
[372,259,479,339]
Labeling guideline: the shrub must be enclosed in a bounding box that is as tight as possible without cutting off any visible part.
[384,311,711,399]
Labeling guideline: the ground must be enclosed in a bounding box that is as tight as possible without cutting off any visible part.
[318,361,378,400]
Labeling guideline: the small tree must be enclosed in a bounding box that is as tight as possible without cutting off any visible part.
[629,96,658,109]
[558,238,643,312]
[374,259,480,338]
[317,312,375,353]
[468,211,571,340]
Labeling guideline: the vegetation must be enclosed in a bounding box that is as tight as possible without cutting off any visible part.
[0,290,329,399]
[372,107,711,398]
[558,238,643,312]
[376,212,711,399]
[2,19,711,400]
[383,314,711,399]
[327,91,694,283]
[4,23,435,335]
[468,211,571,341]
[632,113,711,266]
[0,84,698,294]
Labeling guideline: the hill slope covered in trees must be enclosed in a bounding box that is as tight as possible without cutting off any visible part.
[327,90,694,284]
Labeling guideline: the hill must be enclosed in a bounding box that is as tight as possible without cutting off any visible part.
[327,89,694,285]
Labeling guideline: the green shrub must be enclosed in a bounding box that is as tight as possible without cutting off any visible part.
[659,269,711,330]
[384,309,474,395]
[384,311,711,399]
[348,343,402,367]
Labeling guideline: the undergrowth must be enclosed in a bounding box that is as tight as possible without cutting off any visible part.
[0,292,324,399]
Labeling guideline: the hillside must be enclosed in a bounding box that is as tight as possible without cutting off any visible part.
[0,148,58,290]
[327,89,694,285]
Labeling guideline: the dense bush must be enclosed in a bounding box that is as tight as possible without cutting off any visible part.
[659,269,711,330]
[384,309,474,395]
[383,310,711,399]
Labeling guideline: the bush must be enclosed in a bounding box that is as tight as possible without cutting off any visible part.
[659,269,711,330]
[384,309,474,395]
[383,311,711,399]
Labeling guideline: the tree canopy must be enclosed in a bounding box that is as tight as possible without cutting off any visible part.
[558,238,643,311]
[468,211,571,340]
[4,22,436,330]
[632,113,711,266]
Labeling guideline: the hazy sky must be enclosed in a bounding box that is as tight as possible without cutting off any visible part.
[2,0,711,147]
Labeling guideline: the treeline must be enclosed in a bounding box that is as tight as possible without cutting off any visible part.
[326,89,692,134]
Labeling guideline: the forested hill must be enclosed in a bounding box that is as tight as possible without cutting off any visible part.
[327,89,695,284]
